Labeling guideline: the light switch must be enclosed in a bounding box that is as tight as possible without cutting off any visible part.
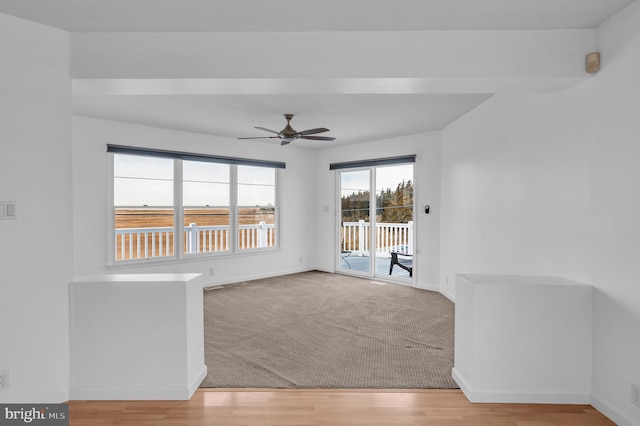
[0,201,16,220]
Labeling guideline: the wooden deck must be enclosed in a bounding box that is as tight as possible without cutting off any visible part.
[340,253,412,279]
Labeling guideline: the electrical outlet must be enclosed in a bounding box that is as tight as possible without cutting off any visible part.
[208,267,215,276]
[632,382,640,407]
[0,369,10,390]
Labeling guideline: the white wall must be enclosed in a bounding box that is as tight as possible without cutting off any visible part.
[314,132,441,290]
[590,3,640,424]
[440,91,593,299]
[72,116,316,285]
[0,14,72,402]
[440,2,640,423]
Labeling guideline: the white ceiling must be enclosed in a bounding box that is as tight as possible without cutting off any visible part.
[0,0,634,32]
[1,0,635,148]
[73,94,492,147]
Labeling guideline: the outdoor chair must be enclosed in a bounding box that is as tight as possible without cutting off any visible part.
[389,251,413,277]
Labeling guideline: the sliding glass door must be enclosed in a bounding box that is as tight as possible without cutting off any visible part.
[337,163,414,283]
[339,169,371,274]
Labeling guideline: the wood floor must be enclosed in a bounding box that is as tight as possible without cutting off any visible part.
[69,388,615,425]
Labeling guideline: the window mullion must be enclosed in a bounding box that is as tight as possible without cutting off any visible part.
[230,164,239,253]
[108,153,116,264]
[174,159,184,258]
[275,168,282,248]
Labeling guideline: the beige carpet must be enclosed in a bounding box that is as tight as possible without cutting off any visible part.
[201,271,458,389]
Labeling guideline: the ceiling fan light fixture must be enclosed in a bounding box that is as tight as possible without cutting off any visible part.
[238,114,335,145]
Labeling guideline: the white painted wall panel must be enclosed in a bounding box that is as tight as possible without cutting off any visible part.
[0,13,72,403]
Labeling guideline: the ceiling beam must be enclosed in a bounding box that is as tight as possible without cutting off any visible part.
[73,76,589,96]
[71,30,594,95]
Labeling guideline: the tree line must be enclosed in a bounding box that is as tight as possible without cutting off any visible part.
[341,180,413,223]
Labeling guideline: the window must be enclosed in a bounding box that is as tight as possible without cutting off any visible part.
[113,154,175,260]
[183,161,231,255]
[109,146,282,264]
[238,165,276,251]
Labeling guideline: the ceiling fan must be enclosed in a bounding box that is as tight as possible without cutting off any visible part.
[238,114,336,145]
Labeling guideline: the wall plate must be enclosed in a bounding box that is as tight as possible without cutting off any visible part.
[0,201,17,220]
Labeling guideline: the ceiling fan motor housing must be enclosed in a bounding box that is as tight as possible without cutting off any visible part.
[281,114,298,137]
[238,113,335,143]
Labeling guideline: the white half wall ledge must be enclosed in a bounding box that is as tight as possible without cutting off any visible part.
[69,273,206,400]
[453,274,593,405]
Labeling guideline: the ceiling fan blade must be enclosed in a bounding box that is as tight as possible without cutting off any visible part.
[237,136,279,140]
[300,135,336,141]
[280,140,292,146]
[255,126,282,135]
[298,127,330,136]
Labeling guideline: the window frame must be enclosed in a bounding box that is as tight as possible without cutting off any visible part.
[108,150,282,266]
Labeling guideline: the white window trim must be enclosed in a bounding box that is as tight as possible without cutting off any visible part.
[108,153,281,266]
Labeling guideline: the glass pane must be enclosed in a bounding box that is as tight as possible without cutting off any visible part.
[114,177,173,206]
[238,166,275,185]
[183,182,229,206]
[114,154,173,180]
[114,208,175,261]
[376,164,414,226]
[184,207,231,255]
[183,161,229,206]
[114,154,173,206]
[183,161,230,255]
[238,184,275,206]
[238,207,276,250]
[339,170,370,273]
[237,166,275,206]
[375,164,414,279]
[113,154,175,261]
[184,161,229,183]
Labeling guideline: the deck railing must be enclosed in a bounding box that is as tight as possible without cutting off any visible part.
[341,220,413,256]
[115,221,275,260]
[116,220,410,261]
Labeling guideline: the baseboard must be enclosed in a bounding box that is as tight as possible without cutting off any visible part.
[202,267,316,288]
[452,368,591,404]
[70,366,206,401]
[440,289,455,303]
[591,393,637,426]
[70,384,195,401]
[20,388,69,404]
[188,365,207,399]
[415,282,440,292]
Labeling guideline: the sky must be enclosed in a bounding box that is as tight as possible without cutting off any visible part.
[113,154,275,207]
[113,154,412,207]
[340,164,414,196]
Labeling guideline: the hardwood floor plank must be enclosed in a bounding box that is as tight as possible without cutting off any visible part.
[68,389,615,425]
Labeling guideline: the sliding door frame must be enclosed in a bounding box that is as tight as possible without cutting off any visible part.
[335,162,417,286]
